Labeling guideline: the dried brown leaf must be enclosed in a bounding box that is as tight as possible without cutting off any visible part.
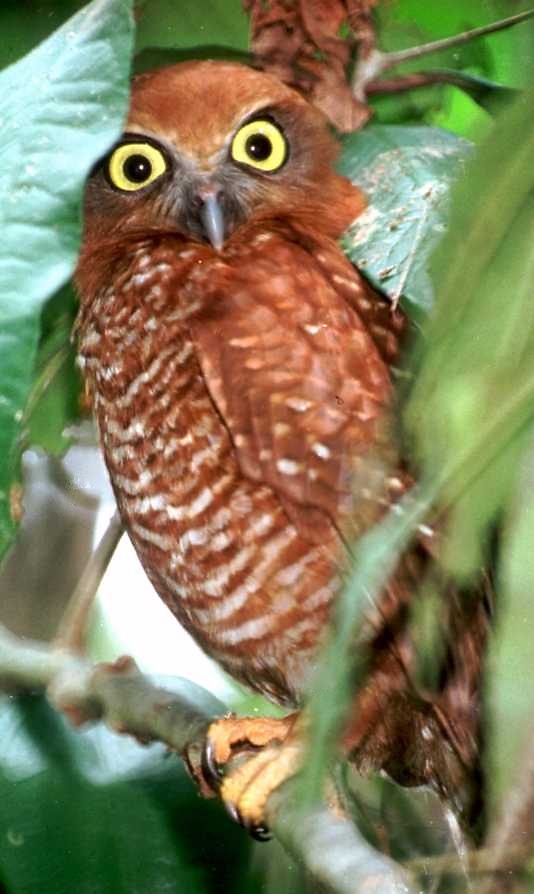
[244,0,378,132]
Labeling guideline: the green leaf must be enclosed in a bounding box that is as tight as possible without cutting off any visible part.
[0,0,134,560]
[133,0,251,75]
[25,286,82,457]
[0,690,251,894]
[0,2,86,73]
[488,449,534,805]
[403,90,534,814]
[300,486,434,805]
[338,124,471,318]
[135,0,249,55]
[407,91,534,512]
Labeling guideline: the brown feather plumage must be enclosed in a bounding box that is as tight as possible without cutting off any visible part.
[75,60,489,827]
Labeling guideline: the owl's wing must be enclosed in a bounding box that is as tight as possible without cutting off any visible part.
[190,233,397,541]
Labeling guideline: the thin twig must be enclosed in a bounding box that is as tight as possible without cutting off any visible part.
[381,10,534,68]
[53,512,123,653]
[352,9,534,100]
[0,621,415,894]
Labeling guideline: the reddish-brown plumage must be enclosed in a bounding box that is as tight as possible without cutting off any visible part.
[76,61,488,816]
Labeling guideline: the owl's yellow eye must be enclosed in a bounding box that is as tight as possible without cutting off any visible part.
[231,119,287,172]
[107,142,167,192]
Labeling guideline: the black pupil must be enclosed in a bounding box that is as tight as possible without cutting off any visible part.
[245,133,272,162]
[123,153,152,183]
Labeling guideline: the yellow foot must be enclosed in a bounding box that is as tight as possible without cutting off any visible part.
[204,713,298,778]
[220,736,303,840]
[184,712,301,839]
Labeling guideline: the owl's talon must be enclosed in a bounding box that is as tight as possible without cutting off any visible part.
[187,713,303,838]
[219,738,304,840]
[249,823,272,842]
[223,798,241,826]
[222,798,271,840]
[185,713,298,803]
[202,737,225,790]
[204,712,298,772]
[223,783,272,840]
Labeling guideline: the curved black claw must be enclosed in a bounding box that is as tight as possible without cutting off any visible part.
[224,799,241,825]
[202,737,224,791]
[249,824,272,842]
[223,797,272,841]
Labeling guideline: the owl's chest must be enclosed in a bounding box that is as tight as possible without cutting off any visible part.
[78,268,233,513]
[76,251,341,704]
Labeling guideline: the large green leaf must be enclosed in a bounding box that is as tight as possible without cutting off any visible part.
[0,0,134,560]
[338,124,471,318]
[0,689,251,894]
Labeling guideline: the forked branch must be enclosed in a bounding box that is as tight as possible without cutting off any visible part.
[355,9,534,100]
[0,621,413,894]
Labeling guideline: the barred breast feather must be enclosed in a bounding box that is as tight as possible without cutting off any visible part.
[76,222,404,705]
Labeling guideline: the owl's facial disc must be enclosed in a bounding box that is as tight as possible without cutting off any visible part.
[91,99,320,249]
[181,116,288,249]
[183,117,287,248]
[102,135,228,248]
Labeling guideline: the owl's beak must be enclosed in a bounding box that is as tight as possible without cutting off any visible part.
[197,190,225,251]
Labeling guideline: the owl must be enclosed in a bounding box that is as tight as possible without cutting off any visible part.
[75,61,488,837]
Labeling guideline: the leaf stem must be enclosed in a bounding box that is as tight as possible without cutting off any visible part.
[366,70,516,97]
[53,511,123,653]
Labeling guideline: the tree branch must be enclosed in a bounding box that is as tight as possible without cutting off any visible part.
[352,9,534,100]
[0,621,414,894]
[366,70,515,98]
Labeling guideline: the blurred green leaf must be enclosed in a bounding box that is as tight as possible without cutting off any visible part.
[0,690,251,894]
[339,125,471,318]
[404,89,534,815]
[407,91,534,530]
[487,458,534,815]
[0,0,134,560]
[306,86,534,860]
[301,486,434,805]
[135,0,249,55]
[490,444,534,803]
[25,286,82,457]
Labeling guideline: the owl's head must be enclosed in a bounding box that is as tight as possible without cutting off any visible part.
[83,61,364,250]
